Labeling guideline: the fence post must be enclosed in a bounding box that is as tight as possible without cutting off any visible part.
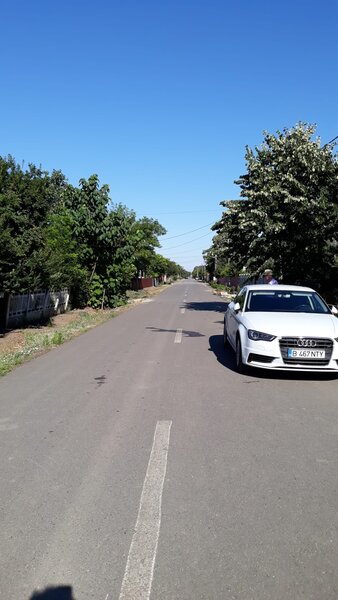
[43,290,49,319]
[25,291,31,322]
[0,292,11,331]
[64,291,70,311]
[5,294,11,329]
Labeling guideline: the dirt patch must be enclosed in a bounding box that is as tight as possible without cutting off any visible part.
[0,309,90,356]
[0,331,25,357]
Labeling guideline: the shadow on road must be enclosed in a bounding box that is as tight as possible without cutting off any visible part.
[146,326,204,337]
[184,300,229,313]
[209,335,338,381]
[209,334,238,373]
[29,586,75,599]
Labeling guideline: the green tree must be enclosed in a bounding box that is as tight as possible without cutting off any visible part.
[0,156,189,307]
[212,123,338,293]
[192,265,207,280]
[38,207,88,292]
[148,254,189,279]
[0,156,67,292]
[132,217,166,277]
[63,175,140,307]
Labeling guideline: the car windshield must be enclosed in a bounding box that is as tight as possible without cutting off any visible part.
[245,290,331,314]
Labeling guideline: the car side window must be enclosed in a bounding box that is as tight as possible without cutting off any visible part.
[235,288,246,311]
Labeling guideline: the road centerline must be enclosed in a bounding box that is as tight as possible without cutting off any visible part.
[174,328,183,343]
[118,420,172,600]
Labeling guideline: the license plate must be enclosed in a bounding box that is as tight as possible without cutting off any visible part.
[287,348,325,359]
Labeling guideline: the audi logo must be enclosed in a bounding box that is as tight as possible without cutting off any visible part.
[297,339,317,347]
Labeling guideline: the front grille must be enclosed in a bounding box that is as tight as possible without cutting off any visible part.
[279,337,333,365]
[248,353,275,364]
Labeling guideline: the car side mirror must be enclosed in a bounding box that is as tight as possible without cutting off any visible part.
[234,302,241,312]
[331,305,338,315]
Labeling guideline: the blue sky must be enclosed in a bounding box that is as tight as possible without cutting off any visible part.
[1,0,338,270]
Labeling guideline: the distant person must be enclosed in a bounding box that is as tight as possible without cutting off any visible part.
[263,269,278,285]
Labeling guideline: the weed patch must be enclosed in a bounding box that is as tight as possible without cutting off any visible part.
[0,309,116,376]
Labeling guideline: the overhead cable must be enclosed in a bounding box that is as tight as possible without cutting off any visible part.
[323,135,338,148]
[142,209,221,216]
[160,222,214,240]
[161,232,212,250]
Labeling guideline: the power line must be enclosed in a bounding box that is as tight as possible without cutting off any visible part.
[142,209,222,216]
[326,135,338,145]
[323,135,338,148]
[161,250,205,256]
[165,256,204,260]
[161,232,212,250]
[160,222,214,240]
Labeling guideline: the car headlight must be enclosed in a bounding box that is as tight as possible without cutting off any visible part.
[248,329,276,342]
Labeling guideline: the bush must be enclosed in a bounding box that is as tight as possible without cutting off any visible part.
[51,331,63,345]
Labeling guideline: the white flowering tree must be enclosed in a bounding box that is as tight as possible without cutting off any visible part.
[211,123,338,295]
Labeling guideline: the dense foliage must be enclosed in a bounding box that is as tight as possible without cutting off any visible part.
[0,156,187,307]
[209,124,338,297]
[0,157,67,292]
[191,265,207,280]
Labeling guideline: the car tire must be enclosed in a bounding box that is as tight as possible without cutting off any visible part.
[236,336,247,373]
[223,320,229,348]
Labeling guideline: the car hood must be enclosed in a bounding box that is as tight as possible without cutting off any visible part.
[241,312,338,338]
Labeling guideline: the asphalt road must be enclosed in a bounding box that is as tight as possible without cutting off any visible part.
[1,280,338,600]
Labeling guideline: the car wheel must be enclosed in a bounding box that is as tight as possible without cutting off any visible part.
[223,320,229,347]
[236,337,247,373]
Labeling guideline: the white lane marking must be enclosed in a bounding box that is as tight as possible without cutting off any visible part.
[174,328,183,343]
[180,308,185,314]
[119,420,172,600]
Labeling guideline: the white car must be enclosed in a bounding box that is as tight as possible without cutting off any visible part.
[223,285,338,373]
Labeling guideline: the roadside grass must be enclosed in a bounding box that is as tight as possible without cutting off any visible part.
[209,282,225,291]
[209,282,236,294]
[126,289,149,300]
[126,284,171,301]
[0,310,116,377]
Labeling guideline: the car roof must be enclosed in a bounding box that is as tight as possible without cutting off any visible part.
[242,284,316,292]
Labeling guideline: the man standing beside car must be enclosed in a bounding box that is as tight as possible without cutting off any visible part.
[263,269,278,284]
